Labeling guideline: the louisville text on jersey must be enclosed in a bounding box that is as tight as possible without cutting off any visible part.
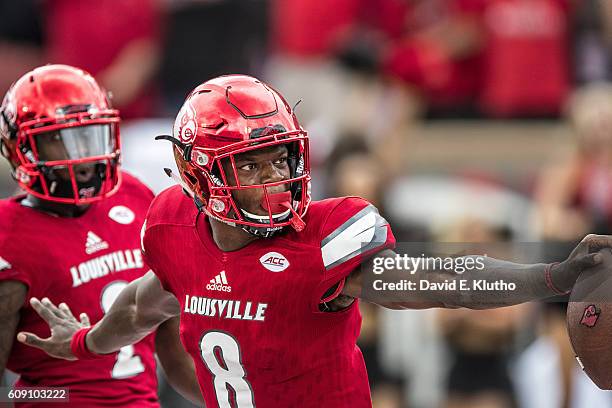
[184,295,267,321]
[70,249,144,288]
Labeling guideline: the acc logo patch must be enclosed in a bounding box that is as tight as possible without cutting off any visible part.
[259,252,290,272]
[108,205,135,225]
[0,256,12,271]
[580,304,601,328]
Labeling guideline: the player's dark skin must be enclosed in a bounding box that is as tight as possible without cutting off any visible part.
[0,281,27,384]
[16,143,612,381]
[206,144,291,252]
[0,131,204,406]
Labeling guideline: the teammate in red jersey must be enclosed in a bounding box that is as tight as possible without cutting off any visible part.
[18,75,612,407]
[0,65,201,407]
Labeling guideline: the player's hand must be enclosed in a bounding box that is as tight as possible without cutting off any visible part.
[554,234,612,292]
[16,297,91,360]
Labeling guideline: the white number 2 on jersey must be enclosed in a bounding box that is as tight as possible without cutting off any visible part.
[200,331,254,407]
[101,281,145,379]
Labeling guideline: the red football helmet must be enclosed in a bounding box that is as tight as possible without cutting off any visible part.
[160,74,311,237]
[0,64,121,204]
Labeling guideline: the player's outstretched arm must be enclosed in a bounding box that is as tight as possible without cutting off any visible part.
[0,281,27,376]
[345,234,612,310]
[17,271,180,359]
[155,316,205,407]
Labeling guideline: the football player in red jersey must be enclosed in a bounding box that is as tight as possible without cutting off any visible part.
[18,75,612,407]
[0,65,202,407]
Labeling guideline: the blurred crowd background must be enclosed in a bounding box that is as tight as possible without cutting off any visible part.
[2,0,612,407]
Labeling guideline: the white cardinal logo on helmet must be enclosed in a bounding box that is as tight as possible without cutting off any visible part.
[175,101,197,144]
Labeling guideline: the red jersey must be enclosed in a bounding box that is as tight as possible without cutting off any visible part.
[142,186,396,408]
[271,0,361,57]
[381,0,489,109]
[0,172,158,408]
[480,0,571,116]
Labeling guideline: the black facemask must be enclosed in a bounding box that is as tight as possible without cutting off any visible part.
[36,162,109,200]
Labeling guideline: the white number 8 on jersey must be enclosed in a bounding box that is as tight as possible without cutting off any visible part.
[200,331,254,408]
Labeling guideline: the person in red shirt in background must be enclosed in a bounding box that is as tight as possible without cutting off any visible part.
[382,0,573,119]
[272,0,361,59]
[43,0,162,118]
[381,0,488,117]
[480,0,572,117]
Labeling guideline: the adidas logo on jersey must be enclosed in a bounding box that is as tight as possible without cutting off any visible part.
[0,256,11,271]
[206,271,231,292]
[85,231,109,254]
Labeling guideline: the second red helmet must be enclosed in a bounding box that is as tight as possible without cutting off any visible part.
[0,64,121,204]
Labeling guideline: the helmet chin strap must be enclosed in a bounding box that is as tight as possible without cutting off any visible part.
[284,204,306,232]
[241,208,291,221]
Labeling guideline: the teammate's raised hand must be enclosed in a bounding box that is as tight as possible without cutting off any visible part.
[16,297,90,360]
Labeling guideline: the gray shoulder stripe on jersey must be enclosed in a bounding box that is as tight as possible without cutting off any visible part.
[321,204,379,247]
[321,205,389,270]
[323,226,388,271]
[0,256,11,271]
